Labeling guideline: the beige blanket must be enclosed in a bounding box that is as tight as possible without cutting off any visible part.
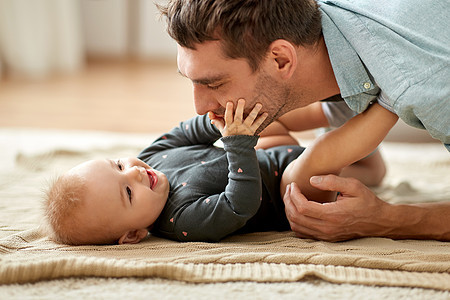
[1,129,449,292]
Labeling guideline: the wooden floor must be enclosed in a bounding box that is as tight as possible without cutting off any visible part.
[0,60,196,133]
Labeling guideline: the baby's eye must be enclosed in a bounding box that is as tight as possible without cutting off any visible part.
[117,160,124,171]
[126,186,132,203]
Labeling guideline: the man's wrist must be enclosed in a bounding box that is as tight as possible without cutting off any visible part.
[381,203,421,239]
[384,203,448,240]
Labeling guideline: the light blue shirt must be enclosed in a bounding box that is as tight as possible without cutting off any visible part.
[318,0,450,151]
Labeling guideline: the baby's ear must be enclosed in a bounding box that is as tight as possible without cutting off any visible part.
[118,229,148,244]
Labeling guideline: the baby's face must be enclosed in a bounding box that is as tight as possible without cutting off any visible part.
[69,157,169,242]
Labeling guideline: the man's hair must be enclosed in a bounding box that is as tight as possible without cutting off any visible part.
[158,0,322,71]
[43,173,89,245]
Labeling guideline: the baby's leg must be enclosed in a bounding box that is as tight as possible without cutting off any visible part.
[339,150,386,187]
[256,121,299,150]
[315,128,386,187]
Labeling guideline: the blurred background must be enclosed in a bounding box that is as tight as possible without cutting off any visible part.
[0,0,439,142]
[0,0,196,133]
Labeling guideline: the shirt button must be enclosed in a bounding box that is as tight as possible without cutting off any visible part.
[363,82,371,89]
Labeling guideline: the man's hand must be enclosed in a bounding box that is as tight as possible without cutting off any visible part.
[209,99,268,137]
[283,174,393,241]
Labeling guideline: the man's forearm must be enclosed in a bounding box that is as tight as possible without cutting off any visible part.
[381,202,450,240]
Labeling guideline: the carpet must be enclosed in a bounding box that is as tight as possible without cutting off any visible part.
[0,128,449,298]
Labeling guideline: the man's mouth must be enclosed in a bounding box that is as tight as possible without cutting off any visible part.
[146,169,158,190]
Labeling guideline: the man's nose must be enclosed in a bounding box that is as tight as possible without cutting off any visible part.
[192,85,220,115]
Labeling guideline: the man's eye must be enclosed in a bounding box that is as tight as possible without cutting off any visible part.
[126,186,132,203]
[207,84,222,90]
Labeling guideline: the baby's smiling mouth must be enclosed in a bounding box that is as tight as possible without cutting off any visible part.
[146,169,158,190]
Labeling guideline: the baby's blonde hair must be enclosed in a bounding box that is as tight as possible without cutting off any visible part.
[43,173,88,245]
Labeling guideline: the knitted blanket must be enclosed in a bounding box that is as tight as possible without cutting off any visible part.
[1,129,449,291]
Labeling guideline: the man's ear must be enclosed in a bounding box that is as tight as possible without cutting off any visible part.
[118,229,148,244]
[267,39,297,80]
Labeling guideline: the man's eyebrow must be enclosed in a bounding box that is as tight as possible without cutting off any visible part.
[177,69,227,85]
[109,159,127,208]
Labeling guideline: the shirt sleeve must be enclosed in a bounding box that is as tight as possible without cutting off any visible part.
[138,114,221,160]
[172,135,262,242]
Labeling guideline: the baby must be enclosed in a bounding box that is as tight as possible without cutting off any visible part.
[44,99,397,245]
[45,99,298,245]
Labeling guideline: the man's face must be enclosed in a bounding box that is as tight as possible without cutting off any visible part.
[177,41,293,131]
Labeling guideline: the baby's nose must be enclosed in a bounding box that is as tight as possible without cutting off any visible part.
[129,166,144,180]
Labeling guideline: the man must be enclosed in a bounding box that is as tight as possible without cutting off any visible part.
[158,0,450,241]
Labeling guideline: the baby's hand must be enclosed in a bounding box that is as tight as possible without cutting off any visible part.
[211,99,268,137]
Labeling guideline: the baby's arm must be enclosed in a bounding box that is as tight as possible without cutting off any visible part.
[281,103,398,202]
[171,100,268,241]
[138,114,224,160]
